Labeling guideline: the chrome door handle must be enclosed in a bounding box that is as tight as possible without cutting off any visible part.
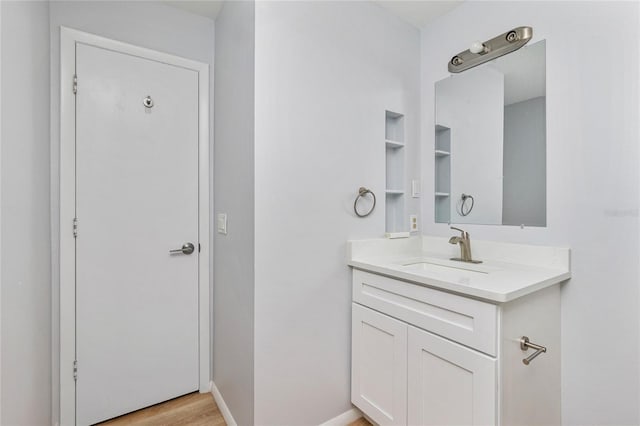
[170,242,195,255]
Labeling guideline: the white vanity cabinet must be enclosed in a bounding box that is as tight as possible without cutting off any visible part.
[351,269,561,426]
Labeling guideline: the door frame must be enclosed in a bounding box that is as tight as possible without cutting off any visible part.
[59,27,210,425]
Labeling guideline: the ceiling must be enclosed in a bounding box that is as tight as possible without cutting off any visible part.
[161,0,463,29]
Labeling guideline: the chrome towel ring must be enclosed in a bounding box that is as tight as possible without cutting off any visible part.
[354,187,376,218]
[456,193,474,217]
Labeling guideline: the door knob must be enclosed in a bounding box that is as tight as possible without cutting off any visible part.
[169,242,195,255]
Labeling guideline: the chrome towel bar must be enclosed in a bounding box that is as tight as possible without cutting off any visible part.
[520,336,547,365]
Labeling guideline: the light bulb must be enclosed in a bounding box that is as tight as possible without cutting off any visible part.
[470,41,485,54]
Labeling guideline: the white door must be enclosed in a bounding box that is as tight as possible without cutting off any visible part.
[407,325,496,426]
[75,43,199,425]
[351,304,408,426]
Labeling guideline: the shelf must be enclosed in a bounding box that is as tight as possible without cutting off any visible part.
[386,139,405,149]
[385,231,410,239]
[435,195,450,224]
[385,111,405,142]
[435,125,451,152]
[386,110,406,234]
[435,124,451,224]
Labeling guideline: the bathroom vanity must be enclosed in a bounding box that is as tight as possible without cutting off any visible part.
[347,236,570,425]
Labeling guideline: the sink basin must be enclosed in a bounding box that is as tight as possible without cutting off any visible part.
[402,261,488,275]
[347,236,571,302]
[399,258,500,274]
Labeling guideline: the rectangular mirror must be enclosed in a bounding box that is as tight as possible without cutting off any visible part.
[434,40,546,226]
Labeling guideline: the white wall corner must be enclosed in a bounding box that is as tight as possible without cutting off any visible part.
[210,381,238,426]
[318,407,364,426]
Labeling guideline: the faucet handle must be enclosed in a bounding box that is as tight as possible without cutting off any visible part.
[450,226,468,237]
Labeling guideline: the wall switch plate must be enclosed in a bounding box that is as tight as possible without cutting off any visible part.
[411,180,421,198]
[217,213,227,235]
[409,214,418,232]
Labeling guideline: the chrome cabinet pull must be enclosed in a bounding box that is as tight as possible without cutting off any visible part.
[520,336,547,365]
[170,242,195,255]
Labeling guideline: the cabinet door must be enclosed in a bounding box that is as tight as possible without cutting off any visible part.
[352,303,407,426]
[408,326,496,426]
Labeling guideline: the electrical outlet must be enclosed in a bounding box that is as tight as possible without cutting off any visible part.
[409,214,418,232]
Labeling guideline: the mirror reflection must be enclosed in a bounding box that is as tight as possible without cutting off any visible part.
[435,40,546,226]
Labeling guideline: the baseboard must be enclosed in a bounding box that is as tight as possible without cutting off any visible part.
[319,407,364,426]
[210,381,238,426]
[210,384,361,426]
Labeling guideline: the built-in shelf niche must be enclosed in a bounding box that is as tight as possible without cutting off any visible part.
[385,139,405,149]
[435,124,451,223]
[385,110,406,234]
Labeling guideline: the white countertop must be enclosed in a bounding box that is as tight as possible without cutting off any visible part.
[347,236,571,303]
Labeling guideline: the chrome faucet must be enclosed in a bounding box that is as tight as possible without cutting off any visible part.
[449,226,482,264]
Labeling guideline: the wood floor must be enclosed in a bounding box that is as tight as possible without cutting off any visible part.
[347,417,373,426]
[96,391,372,426]
[98,392,225,426]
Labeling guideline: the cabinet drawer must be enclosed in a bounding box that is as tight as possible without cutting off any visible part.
[352,269,497,356]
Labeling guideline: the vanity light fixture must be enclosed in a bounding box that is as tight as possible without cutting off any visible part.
[448,26,533,73]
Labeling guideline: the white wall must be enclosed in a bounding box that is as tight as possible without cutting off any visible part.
[435,67,504,224]
[47,3,215,424]
[421,2,639,424]
[213,2,255,425]
[253,2,420,423]
[1,2,51,425]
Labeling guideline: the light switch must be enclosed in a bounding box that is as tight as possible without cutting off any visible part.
[411,180,421,198]
[217,213,227,235]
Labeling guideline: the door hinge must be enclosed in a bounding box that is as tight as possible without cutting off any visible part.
[73,360,78,381]
[73,74,77,94]
[198,243,201,253]
[73,217,78,238]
